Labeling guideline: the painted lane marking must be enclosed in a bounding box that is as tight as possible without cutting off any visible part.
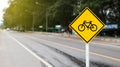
[7,34,53,67]
[49,35,120,49]
[28,36,120,62]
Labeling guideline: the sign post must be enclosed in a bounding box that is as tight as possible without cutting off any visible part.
[86,44,89,67]
[69,7,105,67]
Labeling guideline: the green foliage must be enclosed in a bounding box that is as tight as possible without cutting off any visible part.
[3,0,120,31]
[3,0,57,30]
[74,0,120,24]
[48,0,77,27]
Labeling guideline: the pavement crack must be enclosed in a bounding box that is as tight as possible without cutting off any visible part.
[24,36,115,67]
[39,42,114,67]
[42,44,85,67]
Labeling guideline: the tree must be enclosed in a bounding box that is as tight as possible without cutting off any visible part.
[48,0,77,28]
[3,0,57,30]
[74,0,120,25]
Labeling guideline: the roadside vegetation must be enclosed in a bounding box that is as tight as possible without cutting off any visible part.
[3,0,120,36]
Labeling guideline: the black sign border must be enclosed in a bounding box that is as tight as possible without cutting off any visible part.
[69,7,105,43]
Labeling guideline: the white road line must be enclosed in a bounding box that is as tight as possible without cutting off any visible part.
[7,34,53,67]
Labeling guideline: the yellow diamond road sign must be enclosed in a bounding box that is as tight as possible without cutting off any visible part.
[69,7,105,43]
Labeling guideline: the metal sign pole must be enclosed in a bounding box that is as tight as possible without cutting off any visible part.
[69,7,105,67]
[86,44,89,67]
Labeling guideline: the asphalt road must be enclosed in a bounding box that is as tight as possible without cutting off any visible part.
[0,30,120,67]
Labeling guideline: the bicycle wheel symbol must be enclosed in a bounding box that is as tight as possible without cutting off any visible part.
[78,21,97,32]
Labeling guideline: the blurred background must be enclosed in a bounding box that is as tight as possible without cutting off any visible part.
[0,0,120,37]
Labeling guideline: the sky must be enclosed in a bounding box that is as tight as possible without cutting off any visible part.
[0,0,9,24]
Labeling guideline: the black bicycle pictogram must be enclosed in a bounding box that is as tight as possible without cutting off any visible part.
[78,20,97,32]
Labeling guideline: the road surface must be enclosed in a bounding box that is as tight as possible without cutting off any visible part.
[0,30,120,67]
